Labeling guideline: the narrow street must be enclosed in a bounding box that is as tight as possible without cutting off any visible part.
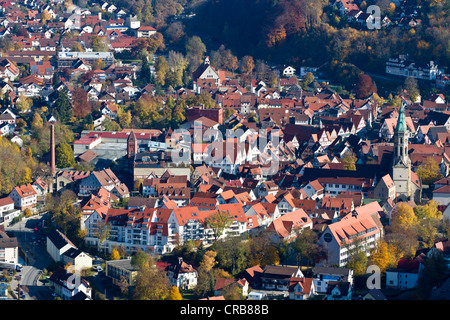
[5,214,54,300]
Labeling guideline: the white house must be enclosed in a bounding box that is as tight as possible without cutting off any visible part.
[49,267,92,300]
[0,226,19,265]
[319,201,383,267]
[166,257,198,290]
[9,184,37,210]
[46,229,77,263]
[0,196,20,226]
[312,266,354,294]
[61,248,93,275]
[386,258,422,290]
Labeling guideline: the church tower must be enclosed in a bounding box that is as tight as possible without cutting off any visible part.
[391,99,412,200]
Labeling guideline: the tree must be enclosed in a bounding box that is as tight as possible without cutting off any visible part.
[167,286,182,300]
[55,142,75,168]
[342,151,357,170]
[110,248,121,260]
[300,72,315,89]
[417,251,449,298]
[95,220,111,254]
[212,237,249,275]
[185,36,206,71]
[40,10,51,25]
[133,94,163,125]
[355,74,377,99]
[91,35,109,52]
[403,77,420,102]
[195,250,217,297]
[72,88,91,119]
[355,73,377,99]
[155,56,169,86]
[240,55,255,75]
[16,94,31,112]
[293,228,320,268]
[118,107,132,128]
[390,202,417,234]
[54,88,72,123]
[344,238,368,276]
[52,71,60,88]
[131,251,150,270]
[31,112,43,130]
[416,157,443,185]
[92,59,106,71]
[414,200,442,220]
[370,240,396,273]
[207,210,232,240]
[133,255,171,300]
[0,137,36,195]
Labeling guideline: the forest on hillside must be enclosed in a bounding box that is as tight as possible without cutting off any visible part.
[185,0,449,72]
[98,0,449,76]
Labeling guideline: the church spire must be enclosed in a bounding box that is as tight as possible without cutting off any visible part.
[396,97,407,133]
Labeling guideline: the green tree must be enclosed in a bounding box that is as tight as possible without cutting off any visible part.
[55,142,75,168]
[207,210,232,240]
[131,251,150,270]
[344,238,368,276]
[52,71,60,88]
[185,36,206,71]
[417,251,449,299]
[54,88,72,123]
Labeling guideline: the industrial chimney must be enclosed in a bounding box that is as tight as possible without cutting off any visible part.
[50,124,56,177]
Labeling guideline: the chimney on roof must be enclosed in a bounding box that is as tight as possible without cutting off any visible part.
[50,124,56,177]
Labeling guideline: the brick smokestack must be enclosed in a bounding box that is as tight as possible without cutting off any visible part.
[50,124,56,176]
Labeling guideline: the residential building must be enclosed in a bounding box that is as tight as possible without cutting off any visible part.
[165,257,198,290]
[0,225,19,266]
[136,26,156,38]
[57,51,114,69]
[49,267,92,300]
[9,184,37,210]
[0,196,20,226]
[312,266,353,294]
[319,202,383,267]
[386,258,422,290]
[260,265,305,294]
[386,54,443,81]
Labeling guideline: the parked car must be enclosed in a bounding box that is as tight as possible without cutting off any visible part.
[92,266,103,272]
